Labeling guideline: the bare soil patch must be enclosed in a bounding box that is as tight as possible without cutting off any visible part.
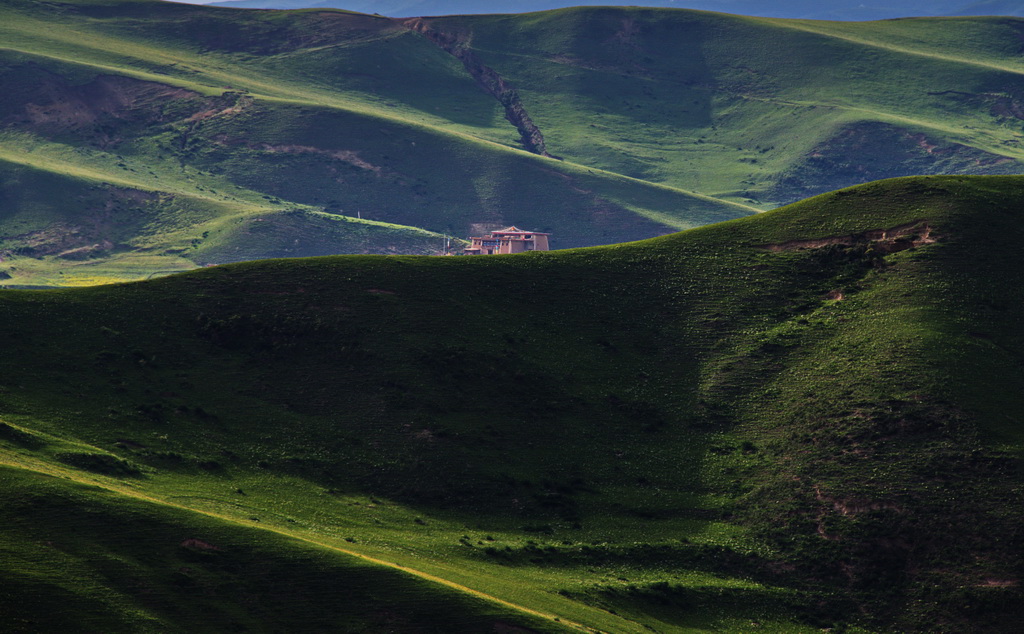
[760,220,936,254]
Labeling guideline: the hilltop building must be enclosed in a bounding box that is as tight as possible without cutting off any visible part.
[464,226,550,255]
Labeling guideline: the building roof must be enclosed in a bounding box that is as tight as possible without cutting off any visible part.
[492,226,551,235]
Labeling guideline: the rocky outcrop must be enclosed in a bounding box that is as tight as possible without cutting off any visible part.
[760,220,936,254]
[403,18,552,158]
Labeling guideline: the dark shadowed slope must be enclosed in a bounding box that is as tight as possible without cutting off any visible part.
[1,174,1022,631]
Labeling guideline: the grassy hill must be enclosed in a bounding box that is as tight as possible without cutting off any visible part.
[0,0,754,286]
[1,173,1021,631]
[5,1,1024,286]
[427,8,1024,199]
[954,0,1024,16]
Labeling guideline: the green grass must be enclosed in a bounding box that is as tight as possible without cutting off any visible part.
[0,174,1022,630]
[8,1,1024,286]
[0,466,564,633]
[443,8,1024,201]
[0,0,756,286]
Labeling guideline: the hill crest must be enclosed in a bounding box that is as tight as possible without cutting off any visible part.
[1,174,1022,630]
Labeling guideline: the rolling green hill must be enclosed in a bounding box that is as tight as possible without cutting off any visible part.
[955,0,1024,16]
[0,0,754,287]
[5,1,1024,286]
[1,174,1022,631]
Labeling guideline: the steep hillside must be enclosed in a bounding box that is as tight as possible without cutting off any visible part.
[1,174,1022,631]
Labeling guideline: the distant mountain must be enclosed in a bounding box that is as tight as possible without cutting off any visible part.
[953,0,1024,15]
[200,0,987,20]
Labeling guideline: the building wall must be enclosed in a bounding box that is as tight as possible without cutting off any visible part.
[467,231,549,254]
[500,240,528,254]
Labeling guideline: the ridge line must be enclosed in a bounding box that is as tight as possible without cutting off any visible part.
[0,456,603,633]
